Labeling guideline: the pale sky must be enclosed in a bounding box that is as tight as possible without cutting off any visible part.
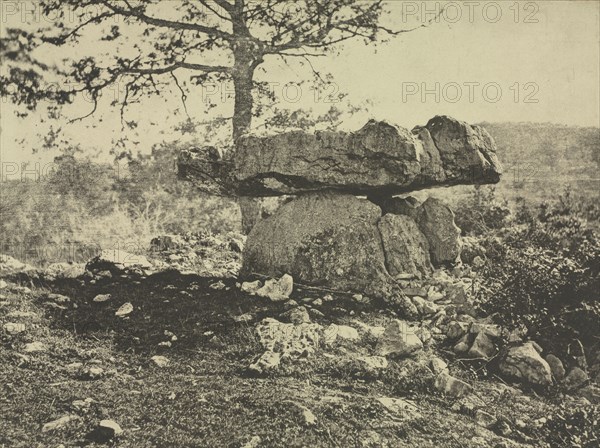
[1,0,599,165]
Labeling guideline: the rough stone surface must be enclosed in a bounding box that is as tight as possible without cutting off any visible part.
[434,372,472,397]
[178,116,502,197]
[378,214,433,278]
[499,343,553,386]
[255,318,322,358]
[415,197,463,266]
[545,354,566,381]
[242,193,392,296]
[375,320,423,357]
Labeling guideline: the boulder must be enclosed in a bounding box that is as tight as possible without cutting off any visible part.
[241,193,393,296]
[499,342,553,386]
[415,197,462,266]
[378,214,433,278]
[545,354,566,381]
[178,116,502,197]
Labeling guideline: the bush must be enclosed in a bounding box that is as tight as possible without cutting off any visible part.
[453,186,511,235]
[475,190,600,358]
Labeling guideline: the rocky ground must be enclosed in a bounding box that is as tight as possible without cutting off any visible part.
[0,241,597,447]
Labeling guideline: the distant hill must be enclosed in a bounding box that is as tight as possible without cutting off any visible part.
[479,122,600,202]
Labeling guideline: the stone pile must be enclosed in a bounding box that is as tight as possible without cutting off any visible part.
[179,115,503,297]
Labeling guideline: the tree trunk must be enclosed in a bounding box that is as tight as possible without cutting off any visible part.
[232,52,263,234]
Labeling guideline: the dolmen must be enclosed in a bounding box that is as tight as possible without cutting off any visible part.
[178,115,502,298]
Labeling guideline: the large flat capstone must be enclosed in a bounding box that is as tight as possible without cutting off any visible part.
[178,115,502,197]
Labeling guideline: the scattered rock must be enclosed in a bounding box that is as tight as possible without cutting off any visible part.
[255,318,322,358]
[249,351,281,373]
[82,366,105,379]
[255,274,294,301]
[376,397,422,420]
[545,354,566,381]
[234,313,254,323]
[115,302,133,317]
[3,322,26,334]
[93,294,111,303]
[241,280,261,294]
[499,342,553,386]
[42,415,79,432]
[0,279,7,289]
[434,372,472,397]
[95,419,123,440]
[210,280,226,290]
[429,357,449,374]
[333,325,360,342]
[564,367,588,390]
[280,306,310,324]
[150,356,169,368]
[474,409,497,428]
[358,356,389,370]
[23,341,46,352]
[467,332,496,359]
[242,435,262,448]
[375,320,423,357]
[411,295,438,315]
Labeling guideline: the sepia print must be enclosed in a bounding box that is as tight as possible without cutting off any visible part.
[1,1,599,447]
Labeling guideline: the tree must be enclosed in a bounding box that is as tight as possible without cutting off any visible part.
[1,0,437,231]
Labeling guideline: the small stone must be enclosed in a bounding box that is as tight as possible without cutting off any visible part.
[42,415,78,432]
[84,366,105,379]
[564,367,588,390]
[453,334,471,354]
[403,287,428,297]
[93,294,111,303]
[97,419,123,439]
[312,298,323,306]
[210,280,226,290]
[47,293,70,303]
[280,306,310,324]
[23,342,46,352]
[249,351,281,373]
[301,407,317,426]
[115,302,133,317]
[0,279,7,289]
[429,357,449,374]
[427,286,445,302]
[3,322,26,334]
[255,274,294,301]
[545,354,566,381]
[446,321,469,340]
[284,299,299,308]
[358,356,388,370]
[72,398,94,410]
[411,296,438,316]
[335,325,360,341]
[241,280,261,294]
[234,313,254,323]
[151,356,169,367]
[434,372,472,397]
[158,341,172,347]
[474,409,496,428]
[375,320,423,357]
[242,435,262,448]
[467,332,496,359]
